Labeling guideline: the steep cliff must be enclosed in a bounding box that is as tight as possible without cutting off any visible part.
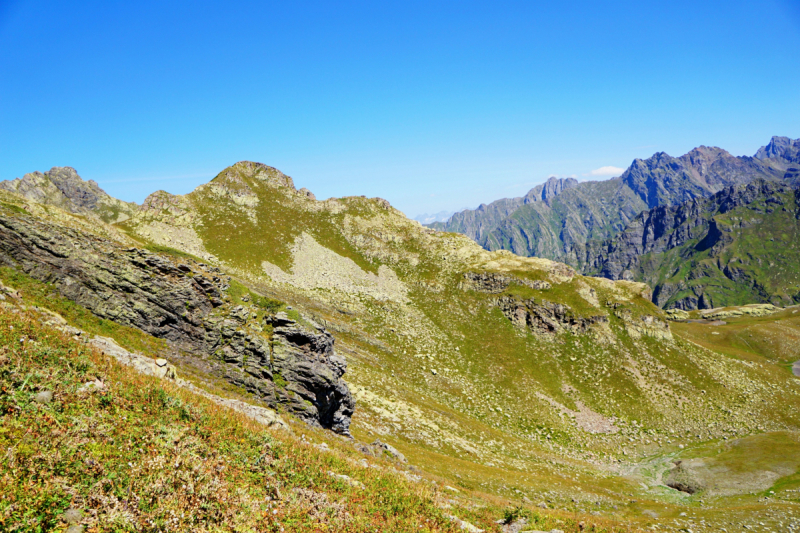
[581,179,800,309]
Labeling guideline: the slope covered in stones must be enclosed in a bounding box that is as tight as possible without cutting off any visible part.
[4,162,800,530]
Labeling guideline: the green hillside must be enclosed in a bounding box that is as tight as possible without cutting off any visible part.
[3,162,800,530]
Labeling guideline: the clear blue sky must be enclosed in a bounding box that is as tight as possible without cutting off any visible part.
[1,1,799,217]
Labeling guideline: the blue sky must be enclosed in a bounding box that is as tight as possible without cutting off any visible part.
[1,1,799,218]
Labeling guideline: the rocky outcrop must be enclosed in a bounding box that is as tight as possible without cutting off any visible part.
[615,311,672,340]
[0,166,136,223]
[0,207,354,434]
[665,461,704,494]
[496,296,608,336]
[698,304,781,320]
[460,272,551,293]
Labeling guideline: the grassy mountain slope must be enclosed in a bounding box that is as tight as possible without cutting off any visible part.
[0,302,543,533]
[4,162,800,530]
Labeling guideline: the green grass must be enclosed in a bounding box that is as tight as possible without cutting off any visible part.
[226,279,284,314]
[0,304,639,532]
[0,266,166,357]
[143,243,207,263]
[670,307,800,366]
[0,307,458,532]
[0,201,27,215]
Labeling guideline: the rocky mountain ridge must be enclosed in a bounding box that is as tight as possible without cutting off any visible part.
[0,166,136,223]
[579,177,800,310]
[429,136,800,265]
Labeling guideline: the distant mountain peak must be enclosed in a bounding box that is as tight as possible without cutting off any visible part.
[413,210,458,224]
[0,166,135,223]
[535,176,579,204]
[432,135,799,264]
[214,161,296,190]
[755,136,800,162]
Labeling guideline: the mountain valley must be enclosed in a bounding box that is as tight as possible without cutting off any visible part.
[3,161,800,532]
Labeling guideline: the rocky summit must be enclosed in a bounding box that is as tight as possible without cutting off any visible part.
[3,159,800,531]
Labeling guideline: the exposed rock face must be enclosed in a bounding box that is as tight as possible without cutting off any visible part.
[619,145,784,210]
[755,136,800,163]
[581,179,800,309]
[0,208,354,434]
[266,312,353,433]
[430,137,799,265]
[429,176,580,250]
[460,272,551,293]
[496,296,608,336]
[0,166,136,223]
[665,461,704,494]
[613,310,672,340]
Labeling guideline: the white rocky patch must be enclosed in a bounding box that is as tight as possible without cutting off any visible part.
[535,391,619,434]
[261,232,409,303]
[135,221,218,262]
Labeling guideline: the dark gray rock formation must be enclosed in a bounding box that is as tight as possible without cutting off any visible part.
[0,207,354,434]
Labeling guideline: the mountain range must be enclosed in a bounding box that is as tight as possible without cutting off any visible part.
[580,178,800,310]
[3,157,800,530]
[429,136,800,309]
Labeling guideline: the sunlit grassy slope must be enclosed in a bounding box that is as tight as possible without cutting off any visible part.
[0,288,646,532]
[4,161,800,530]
